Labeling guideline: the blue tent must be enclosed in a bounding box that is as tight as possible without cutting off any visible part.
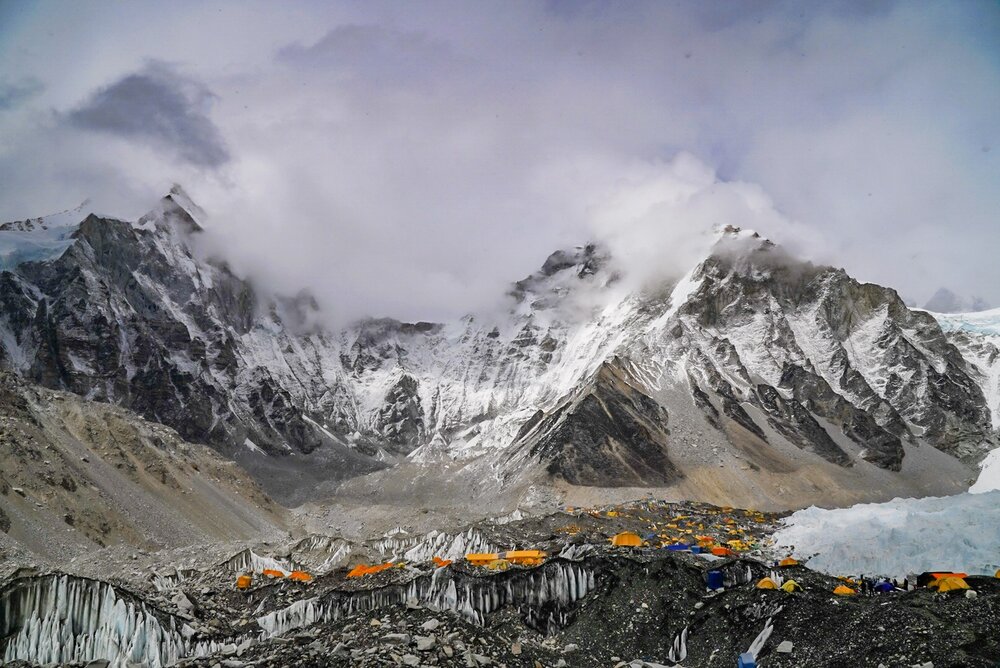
[875,582,895,593]
[667,543,690,551]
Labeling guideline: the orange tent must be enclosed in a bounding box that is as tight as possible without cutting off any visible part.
[466,553,499,566]
[262,569,285,578]
[610,531,643,547]
[236,574,252,590]
[833,585,856,596]
[710,546,735,557]
[432,556,452,568]
[347,563,393,578]
[756,577,778,590]
[778,557,799,567]
[506,550,547,566]
[289,570,313,582]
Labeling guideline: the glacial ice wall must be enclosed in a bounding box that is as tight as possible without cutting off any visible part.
[0,574,232,667]
[258,559,595,638]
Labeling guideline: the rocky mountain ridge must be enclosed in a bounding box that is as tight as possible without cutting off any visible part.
[0,191,996,507]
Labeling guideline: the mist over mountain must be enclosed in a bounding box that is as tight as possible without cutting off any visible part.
[924,287,992,314]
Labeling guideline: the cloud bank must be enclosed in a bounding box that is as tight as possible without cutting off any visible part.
[0,1,997,322]
[67,62,230,168]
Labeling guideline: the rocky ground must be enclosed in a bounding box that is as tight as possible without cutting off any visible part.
[2,499,998,668]
[0,371,289,575]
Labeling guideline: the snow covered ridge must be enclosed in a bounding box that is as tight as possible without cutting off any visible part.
[0,188,997,506]
[0,201,91,270]
[772,490,1000,577]
[928,307,1000,429]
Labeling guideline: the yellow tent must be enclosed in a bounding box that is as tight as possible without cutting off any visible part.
[611,531,643,547]
[757,577,779,590]
[833,585,856,596]
[930,576,969,592]
[778,557,799,567]
[781,579,802,593]
[995,569,1000,579]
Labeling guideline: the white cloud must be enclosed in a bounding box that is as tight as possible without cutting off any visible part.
[0,1,997,321]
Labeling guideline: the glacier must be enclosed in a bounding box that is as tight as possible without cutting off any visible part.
[0,574,235,667]
[772,490,1000,577]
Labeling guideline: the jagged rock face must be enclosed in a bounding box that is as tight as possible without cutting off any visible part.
[0,195,371,471]
[523,363,681,486]
[658,234,995,466]
[1,192,996,500]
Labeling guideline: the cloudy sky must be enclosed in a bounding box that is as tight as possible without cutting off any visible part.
[0,1,997,322]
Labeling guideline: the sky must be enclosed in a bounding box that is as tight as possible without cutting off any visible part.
[0,0,998,323]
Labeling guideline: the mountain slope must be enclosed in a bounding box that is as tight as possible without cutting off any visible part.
[0,371,287,569]
[0,193,996,509]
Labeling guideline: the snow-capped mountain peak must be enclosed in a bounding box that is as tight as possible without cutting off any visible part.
[0,189,996,506]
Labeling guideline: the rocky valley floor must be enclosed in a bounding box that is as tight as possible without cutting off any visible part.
[2,499,998,668]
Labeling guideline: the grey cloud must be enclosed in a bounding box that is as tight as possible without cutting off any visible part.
[277,24,458,86]
[0,78,43,110]
[67,63,229,168]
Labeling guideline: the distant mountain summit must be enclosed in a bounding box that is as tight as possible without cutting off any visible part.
[924,287,992,314]
[0,189,996,508]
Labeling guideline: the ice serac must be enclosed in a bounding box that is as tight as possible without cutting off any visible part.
[0,574,233,667]
[1,190,997,505]
[256,559,595,638]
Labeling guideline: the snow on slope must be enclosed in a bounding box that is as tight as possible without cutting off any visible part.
[970,448,1000,493]
[0,203,89,270]
[773,491,1000,577]
[930,307,1000,429]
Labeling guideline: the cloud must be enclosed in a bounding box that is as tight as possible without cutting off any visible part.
[66,62,229,168]
[0,1,997,321]
[0,78,43,110]
[277,24,459,87]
